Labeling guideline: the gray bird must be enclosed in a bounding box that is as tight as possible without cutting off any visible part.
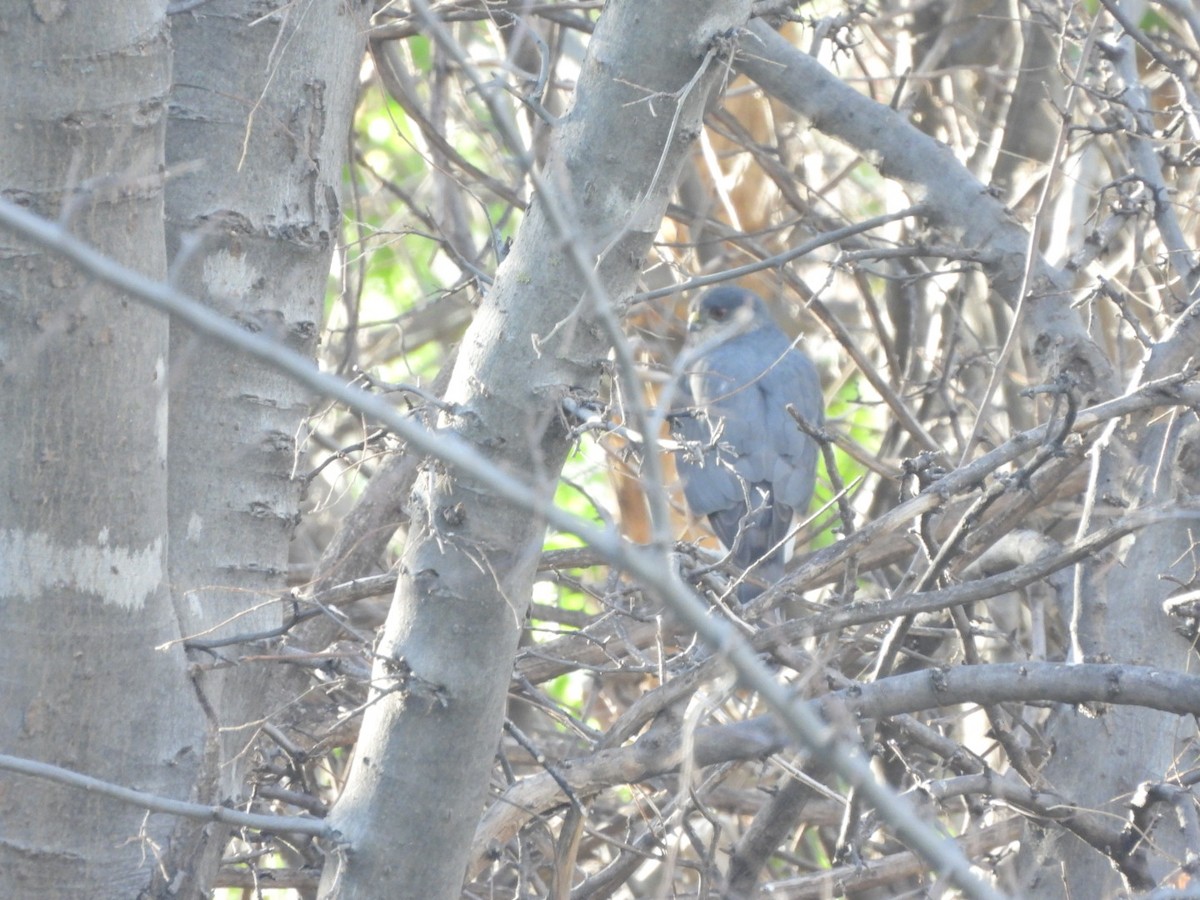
[671,286,822,603]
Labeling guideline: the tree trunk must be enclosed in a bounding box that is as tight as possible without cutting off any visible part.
[0,4,206,896]
[318,2,754,896]
[1018,324,1200,896]
[160,1,369,892]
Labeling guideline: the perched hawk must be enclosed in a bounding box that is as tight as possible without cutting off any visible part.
[672,286,822,602]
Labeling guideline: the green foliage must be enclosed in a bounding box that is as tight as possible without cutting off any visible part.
[810,374,882,550]
[535,444,616,716]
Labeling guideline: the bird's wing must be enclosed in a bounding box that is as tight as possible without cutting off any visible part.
[676,331,821,541]
[671,297,823,600]
[670,376,746,517]
[759,346,822,517]
[691,333,818,474]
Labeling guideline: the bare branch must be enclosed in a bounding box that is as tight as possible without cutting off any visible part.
[0,754,329,838]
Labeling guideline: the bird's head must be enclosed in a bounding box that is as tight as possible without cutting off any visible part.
[686,286,768,335]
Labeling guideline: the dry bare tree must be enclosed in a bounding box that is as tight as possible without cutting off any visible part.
[3,1,1200,899]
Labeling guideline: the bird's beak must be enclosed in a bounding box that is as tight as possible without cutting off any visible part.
[686,309,702,332]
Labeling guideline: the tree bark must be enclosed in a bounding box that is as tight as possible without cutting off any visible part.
[0,4,206,896]
[1017,317,1200,896]
[160,1,369,892]
[318,2,754,897]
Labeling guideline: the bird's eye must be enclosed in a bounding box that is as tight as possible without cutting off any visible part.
[710,308,727,320]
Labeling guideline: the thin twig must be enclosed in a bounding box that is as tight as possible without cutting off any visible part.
[0,754,330,837]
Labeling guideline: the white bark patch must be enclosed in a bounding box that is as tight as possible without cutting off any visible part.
[155,356,169,461]
[0,529,163,610]
[202,248,257,300]
[183,587,203,618]
[187,512,204,541]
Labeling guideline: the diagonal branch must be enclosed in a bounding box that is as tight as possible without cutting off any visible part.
[736,20,1116,401]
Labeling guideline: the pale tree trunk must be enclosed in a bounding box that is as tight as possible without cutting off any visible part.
[160,1,368,893]
[1005,16,1200,896]
[0,4,206,897]
[0,1,367,895]
[317,2,754,896]
[991,3,1063,193]
[1019,329,1200,896]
